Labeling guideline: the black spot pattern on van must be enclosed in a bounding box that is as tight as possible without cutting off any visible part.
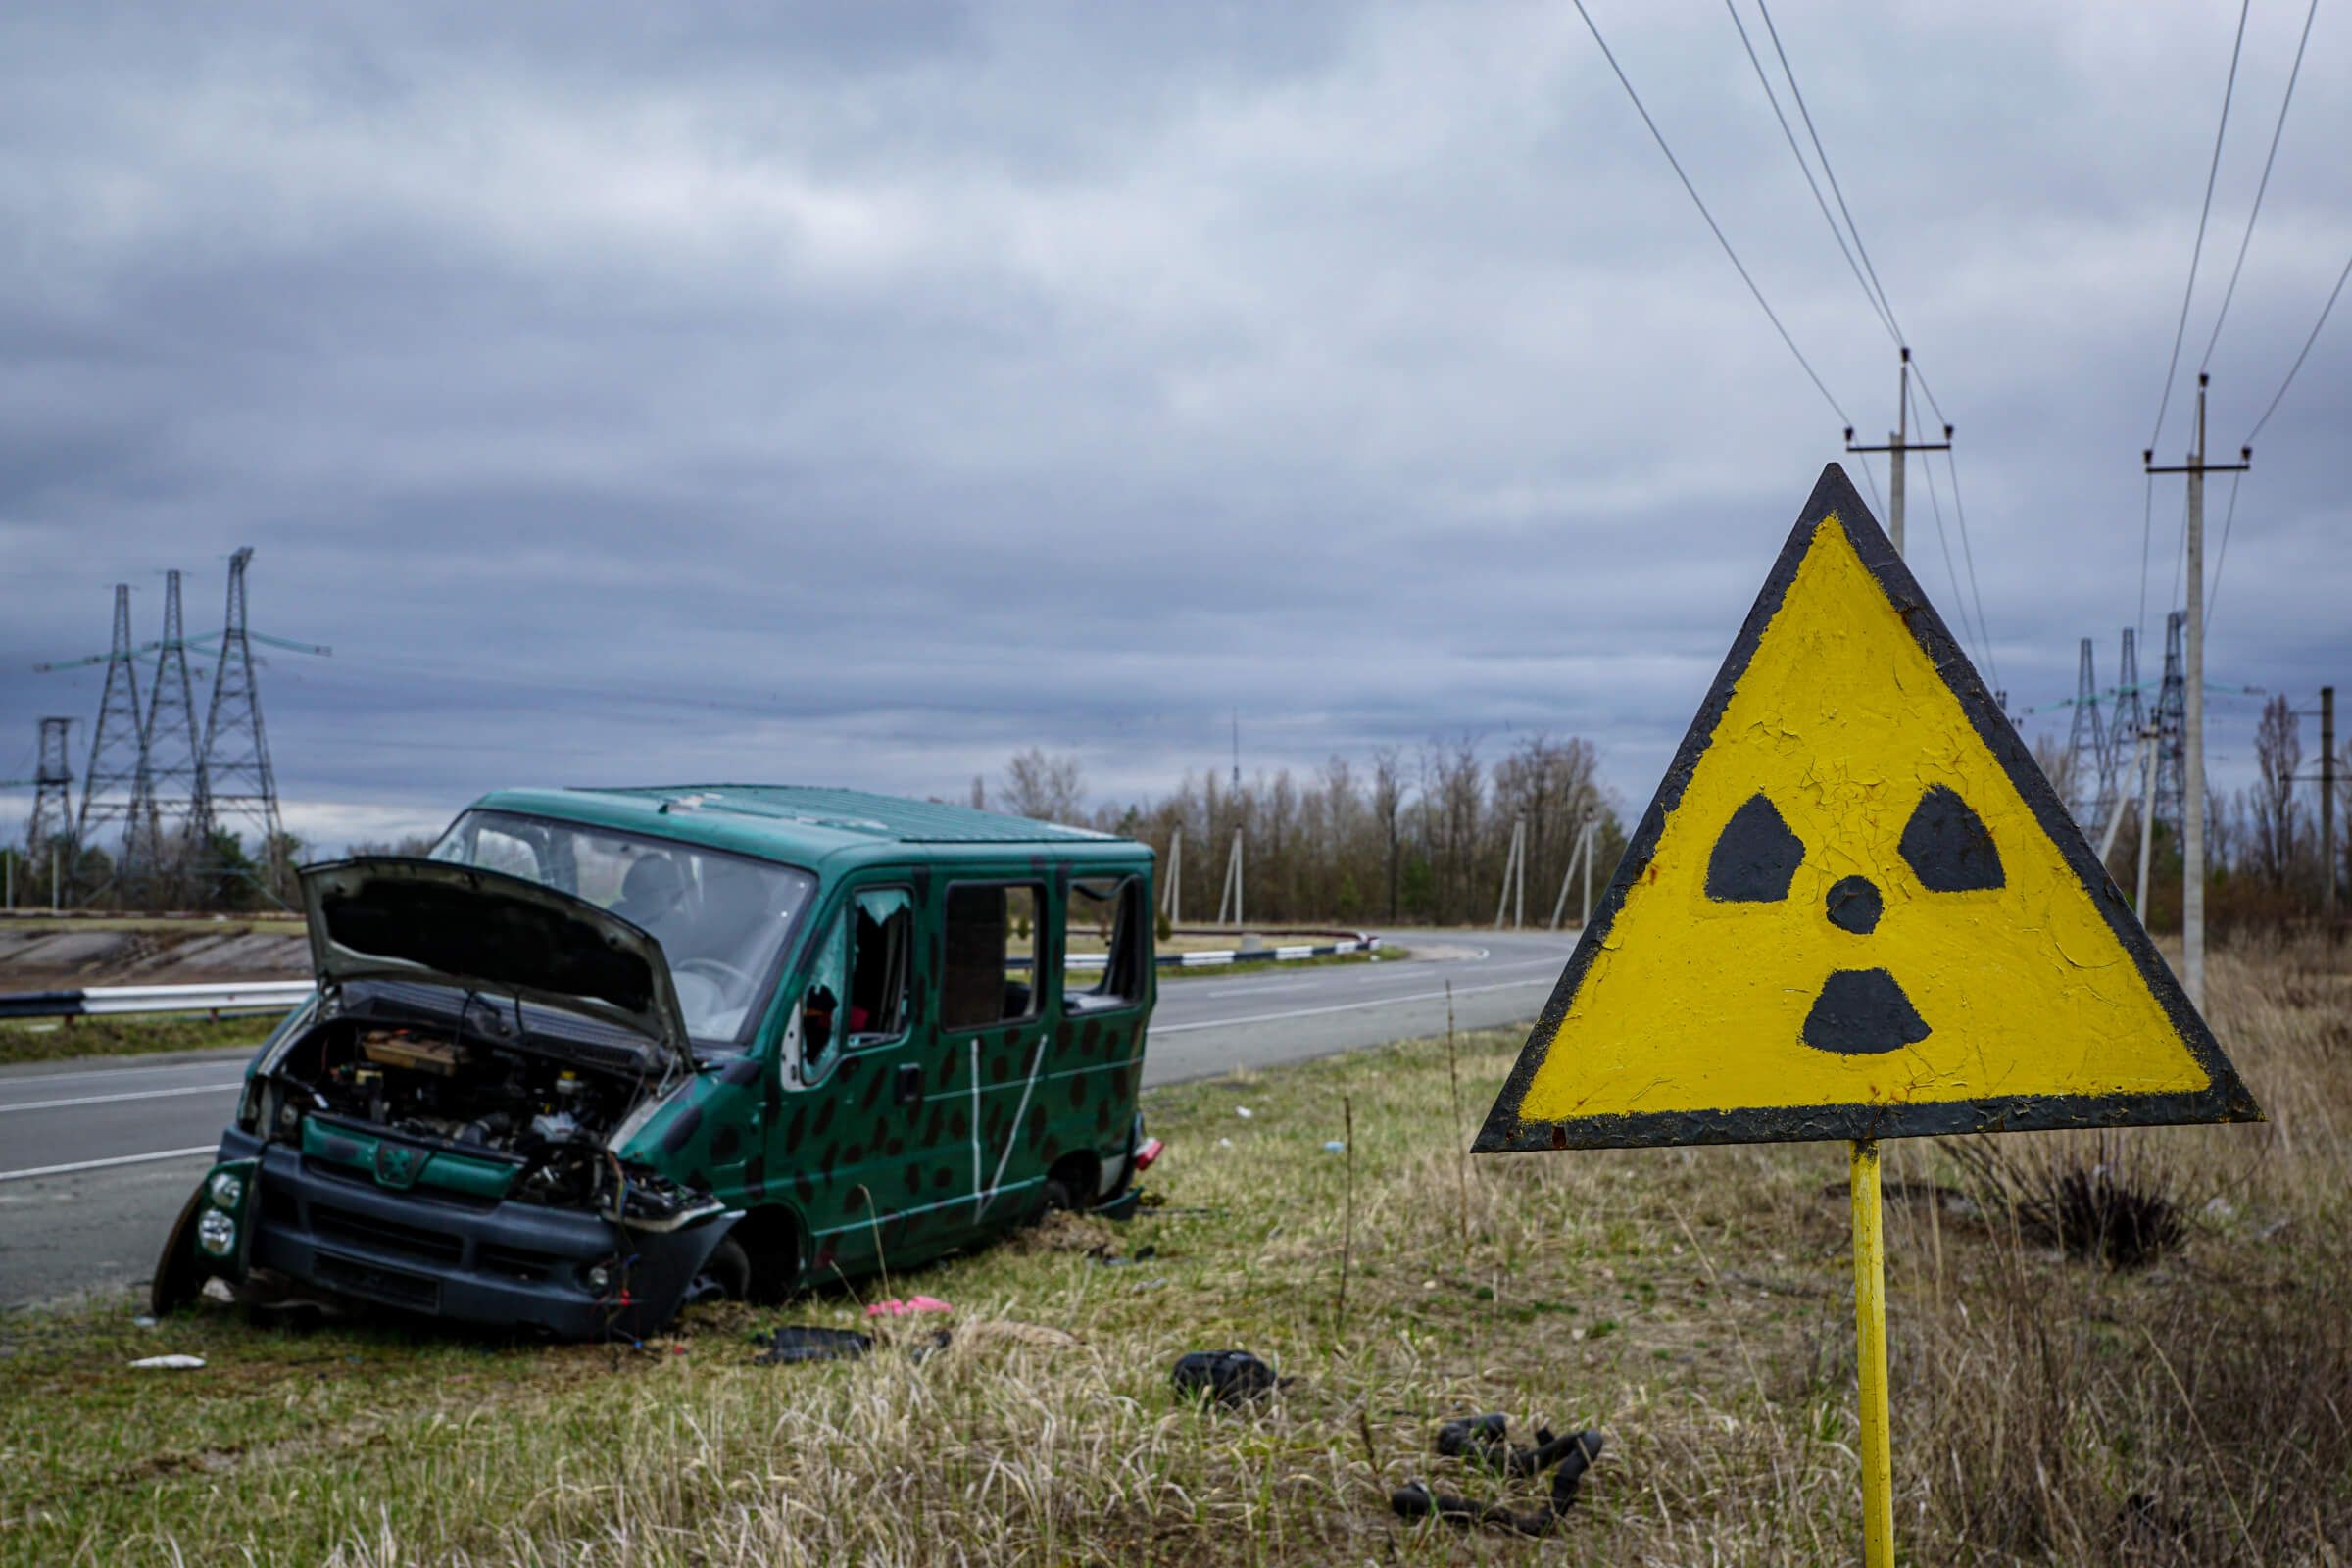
[950,1109,967,1140]
[1067,1075,1087,1110]
[710,1124,742,1163]
[785,1104,808,1149]
[743,1152,766,1201]
[659,1103,703,1155]
[1026,1104,1047,1148]
[720,1057,761,1088]
[859,1068,885,1113]
[904,1162,924,1196]
[812,1098,836,1140]
[686,1168,710,1192]
[884,1134,904,1158]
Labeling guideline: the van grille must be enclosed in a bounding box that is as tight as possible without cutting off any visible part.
[314,1250,440,1310]
[311,1202,464,1265]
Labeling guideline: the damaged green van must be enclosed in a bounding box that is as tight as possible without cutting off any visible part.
[155,786,1162,1339]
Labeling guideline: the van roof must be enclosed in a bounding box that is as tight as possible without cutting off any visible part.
[466,784,1135,869]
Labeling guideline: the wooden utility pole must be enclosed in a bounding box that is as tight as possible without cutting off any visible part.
[2323,686,2337,920]
[1844,348,1950,557]
[2145,372,2249,1010]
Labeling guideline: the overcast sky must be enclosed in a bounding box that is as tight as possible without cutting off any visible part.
[2,1,2344,853]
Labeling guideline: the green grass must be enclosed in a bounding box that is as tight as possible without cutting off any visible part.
[2,941,2343,1565]
[0,1011,283,1067]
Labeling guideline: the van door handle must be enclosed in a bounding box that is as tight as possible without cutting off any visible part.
[895,1064,922,1106]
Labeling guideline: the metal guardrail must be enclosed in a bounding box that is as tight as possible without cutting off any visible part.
[1,938,1383,1021]
[1017,935,1381,971]
[0,980,315,1021]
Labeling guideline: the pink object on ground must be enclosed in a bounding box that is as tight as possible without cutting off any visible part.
[865,1296,954,1317]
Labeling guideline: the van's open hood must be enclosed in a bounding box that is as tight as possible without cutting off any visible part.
[300,858,690,1067]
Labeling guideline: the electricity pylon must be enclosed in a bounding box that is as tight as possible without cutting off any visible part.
[142,568,209,902]
[2062,637,2108,830]
[198,548,285,898]
[74,585,153,899]
[24,717,75,854]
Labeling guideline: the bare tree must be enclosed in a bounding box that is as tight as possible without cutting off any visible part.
[1371,746,1406,921]
[1001,749,1087,824]
[2251,694,2303,886]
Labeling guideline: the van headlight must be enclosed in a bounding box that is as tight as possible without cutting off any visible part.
[197,1208,238,1258]
[209,1172,245,1210]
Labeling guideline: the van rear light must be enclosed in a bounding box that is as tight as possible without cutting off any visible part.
[1134,1137,1164,1171]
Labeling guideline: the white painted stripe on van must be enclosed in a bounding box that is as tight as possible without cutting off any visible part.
[976,1032,1052,1219]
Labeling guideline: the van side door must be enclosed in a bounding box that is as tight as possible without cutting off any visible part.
[770,875,920,1280]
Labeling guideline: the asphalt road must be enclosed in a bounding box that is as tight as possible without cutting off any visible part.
[0,928,1575,1309]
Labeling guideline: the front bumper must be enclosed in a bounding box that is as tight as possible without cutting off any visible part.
[212,1131,728,1339]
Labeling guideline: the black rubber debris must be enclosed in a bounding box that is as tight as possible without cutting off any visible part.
[1396,1416,1606,1536]
[752,1326,873,1365]
[1171,1349,1287,1407]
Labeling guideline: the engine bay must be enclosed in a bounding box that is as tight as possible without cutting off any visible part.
[258,1012,708,1221]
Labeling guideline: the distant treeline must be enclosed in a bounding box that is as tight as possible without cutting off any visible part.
[982,735,1627,929]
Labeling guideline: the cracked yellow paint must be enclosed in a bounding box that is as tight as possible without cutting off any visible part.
[1517,512,2209,1125]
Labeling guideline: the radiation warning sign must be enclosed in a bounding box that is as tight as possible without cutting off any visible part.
[1476,465,2259,1152]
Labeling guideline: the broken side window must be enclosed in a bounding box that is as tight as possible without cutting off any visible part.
[1063,875,1145,1012]
[941,882,1045,1031]
[801,910,849,1078]
[849,887,913,1046]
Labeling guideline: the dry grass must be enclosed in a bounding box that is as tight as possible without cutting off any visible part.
[2,939,2345,1565]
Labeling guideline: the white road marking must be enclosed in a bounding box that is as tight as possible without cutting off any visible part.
[1153,975,1555,1034]
[0,1056,256,1090]
[0,1081,242,1114]
[0,1146,218,1184]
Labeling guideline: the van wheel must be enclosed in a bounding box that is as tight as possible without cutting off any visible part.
[1034,1178,1076,1224]
[691,1237,752,1302]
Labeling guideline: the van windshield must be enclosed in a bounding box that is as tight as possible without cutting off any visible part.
[428,809,815,1050]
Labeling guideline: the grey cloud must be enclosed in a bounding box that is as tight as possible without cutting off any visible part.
[1,1,2345,849]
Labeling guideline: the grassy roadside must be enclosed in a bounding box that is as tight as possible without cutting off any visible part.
[0,1012,284,1067]
[3,941,2343,1565]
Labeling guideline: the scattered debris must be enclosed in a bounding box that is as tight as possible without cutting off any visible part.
[1235,1106,1253,1119]
[129,1354,206,1370]
[130,1315,158,1328]
[1393,1416,1605,1536]
[751,1326,872,1365]
[1089,1243,1155,1268]
[1323,1140,1347,1153]
[865,1296,953,1317]
[1172,1348,1288,1407]
[956,1319,1080,1350]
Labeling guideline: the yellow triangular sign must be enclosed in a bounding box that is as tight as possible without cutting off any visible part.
[1477,466,2258,1152]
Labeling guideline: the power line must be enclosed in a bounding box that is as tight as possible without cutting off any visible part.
[1755,0,1900,342]
[2150,0,2253,451]
[2245,246,2352,441]
[1943,445,1999,691]
[2207,469,2247,629]
[1568,0,1853,425]
[1724,0,1898,347]
[1909,381,1998,688]
[2200,0,2322,373]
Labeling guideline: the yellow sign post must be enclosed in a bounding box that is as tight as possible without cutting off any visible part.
[1476,466,2258,1563]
